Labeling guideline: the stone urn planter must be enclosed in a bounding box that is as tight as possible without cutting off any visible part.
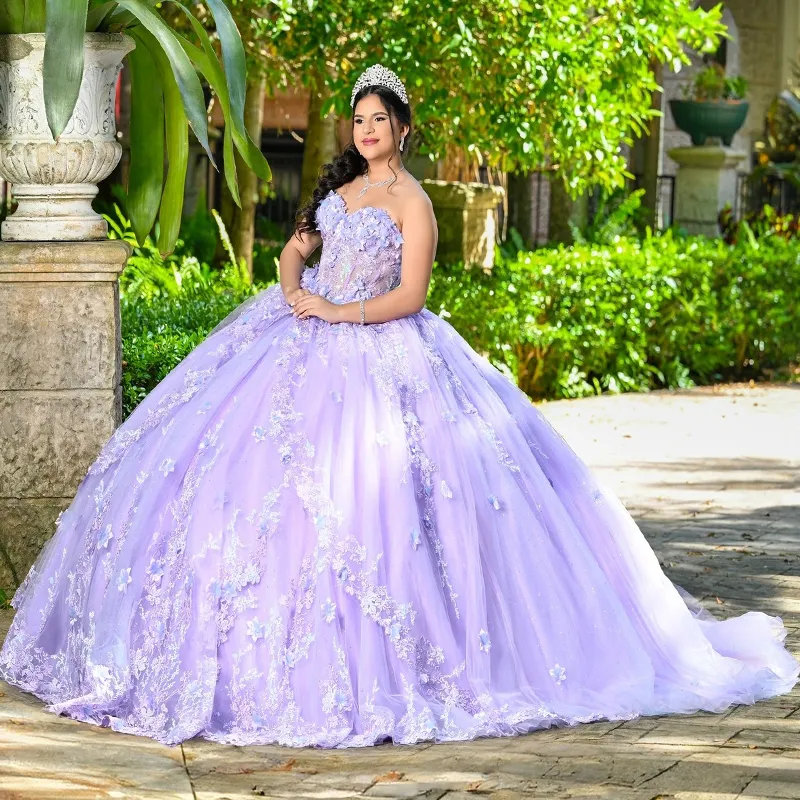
[669,99,749,147]
[669,64,750,148]
[0,33,134,242]
[421,180,505,269]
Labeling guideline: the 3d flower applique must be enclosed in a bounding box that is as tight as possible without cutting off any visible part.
[375,431,390,447]
[158,458,175,477]
[198,432,214,452]
[442,410,457,423]
[479,629,492,653]
[322,598,337,623]
[404,411,419,426]
[247,617,267,642]
[147,559,165,583]
[69,607,81,626]
[337,565,351,584]
[279,444,293,464]
[209,579,224,599]
[487,495,501,511]
[440,480,453,499]
[549,663,567,685]
[314,513,327,530]
[252,425,267,443]
[410,527,421,550]
[117,567,132,592]
[388,622,402,643]
[195,400,213,415]
[98,524,114,549]
[330,390,343,403]
[136,469,150,486]
[352,275,370,299]
[333,688,350,711]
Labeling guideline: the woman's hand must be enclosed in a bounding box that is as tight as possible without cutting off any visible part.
[284,287,311,306]
[291,293,342,323]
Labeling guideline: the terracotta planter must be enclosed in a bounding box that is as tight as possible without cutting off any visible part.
[0,33,135,242]
[669,99,749,147]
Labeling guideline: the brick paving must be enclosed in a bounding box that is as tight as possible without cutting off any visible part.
[1,383,798,800]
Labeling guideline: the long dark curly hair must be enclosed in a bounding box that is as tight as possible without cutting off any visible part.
[294,85,412,237]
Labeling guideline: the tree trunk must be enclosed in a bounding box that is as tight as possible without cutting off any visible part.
[300,72,336,207]
[221,73,266,279]
[640,59,663,231]
[548,174,588,245]
[507,171,535,248]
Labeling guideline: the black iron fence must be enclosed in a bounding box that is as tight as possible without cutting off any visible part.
[735,168,800,220]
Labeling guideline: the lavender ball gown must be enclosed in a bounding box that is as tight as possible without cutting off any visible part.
[1,188,798,748]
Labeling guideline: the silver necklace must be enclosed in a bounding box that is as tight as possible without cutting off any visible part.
[356,165,406,199]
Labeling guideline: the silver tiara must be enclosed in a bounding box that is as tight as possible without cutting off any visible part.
[350,63,408,108]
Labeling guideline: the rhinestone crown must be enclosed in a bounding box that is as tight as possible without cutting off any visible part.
[350,63,408,108]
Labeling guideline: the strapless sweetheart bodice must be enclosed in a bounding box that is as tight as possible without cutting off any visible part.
[300,189,404,303]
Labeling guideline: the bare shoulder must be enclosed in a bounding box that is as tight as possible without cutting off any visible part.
[393,178,436,231]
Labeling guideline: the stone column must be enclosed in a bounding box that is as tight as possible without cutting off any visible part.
[0,241,130,593]
[421,180,505,269]
[667,146,747,237]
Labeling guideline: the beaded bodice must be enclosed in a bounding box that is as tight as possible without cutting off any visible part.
[300,189,404,303]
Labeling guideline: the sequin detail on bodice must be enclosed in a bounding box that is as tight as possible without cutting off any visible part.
[300,189,404,303]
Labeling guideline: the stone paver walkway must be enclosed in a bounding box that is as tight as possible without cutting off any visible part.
[1,383,799,800]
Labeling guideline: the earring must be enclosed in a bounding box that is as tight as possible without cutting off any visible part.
[400,136,405,152]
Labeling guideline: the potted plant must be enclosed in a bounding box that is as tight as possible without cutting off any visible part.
[669,62,749,147]
[0,0,269,253]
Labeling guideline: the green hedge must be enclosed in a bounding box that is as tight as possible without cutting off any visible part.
[120,227,800,418]
[122,286,273,416]
[427,228,800,399]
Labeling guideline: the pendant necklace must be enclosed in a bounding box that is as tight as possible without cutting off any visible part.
[356,165,406,199]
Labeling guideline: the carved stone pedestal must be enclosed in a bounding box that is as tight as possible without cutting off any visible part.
[422,180,505,269]
[668,146,748,237]
[0,241,129,593]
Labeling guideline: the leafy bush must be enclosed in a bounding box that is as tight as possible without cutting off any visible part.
[119,213,800,416]
[428,226,800,400]
[112,209,272,417]
[719,202,800,244]
[175,203,219,267]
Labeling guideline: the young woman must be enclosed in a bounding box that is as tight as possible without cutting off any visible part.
[1,64,797,749]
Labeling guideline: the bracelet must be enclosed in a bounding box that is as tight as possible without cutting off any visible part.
[359,298,366,325]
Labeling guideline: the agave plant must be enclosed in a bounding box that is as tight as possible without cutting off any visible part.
[0,0,270,254]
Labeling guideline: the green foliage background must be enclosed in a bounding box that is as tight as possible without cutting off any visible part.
[119,216,800,419]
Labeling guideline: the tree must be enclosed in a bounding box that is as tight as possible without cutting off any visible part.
[219,0,726,262]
